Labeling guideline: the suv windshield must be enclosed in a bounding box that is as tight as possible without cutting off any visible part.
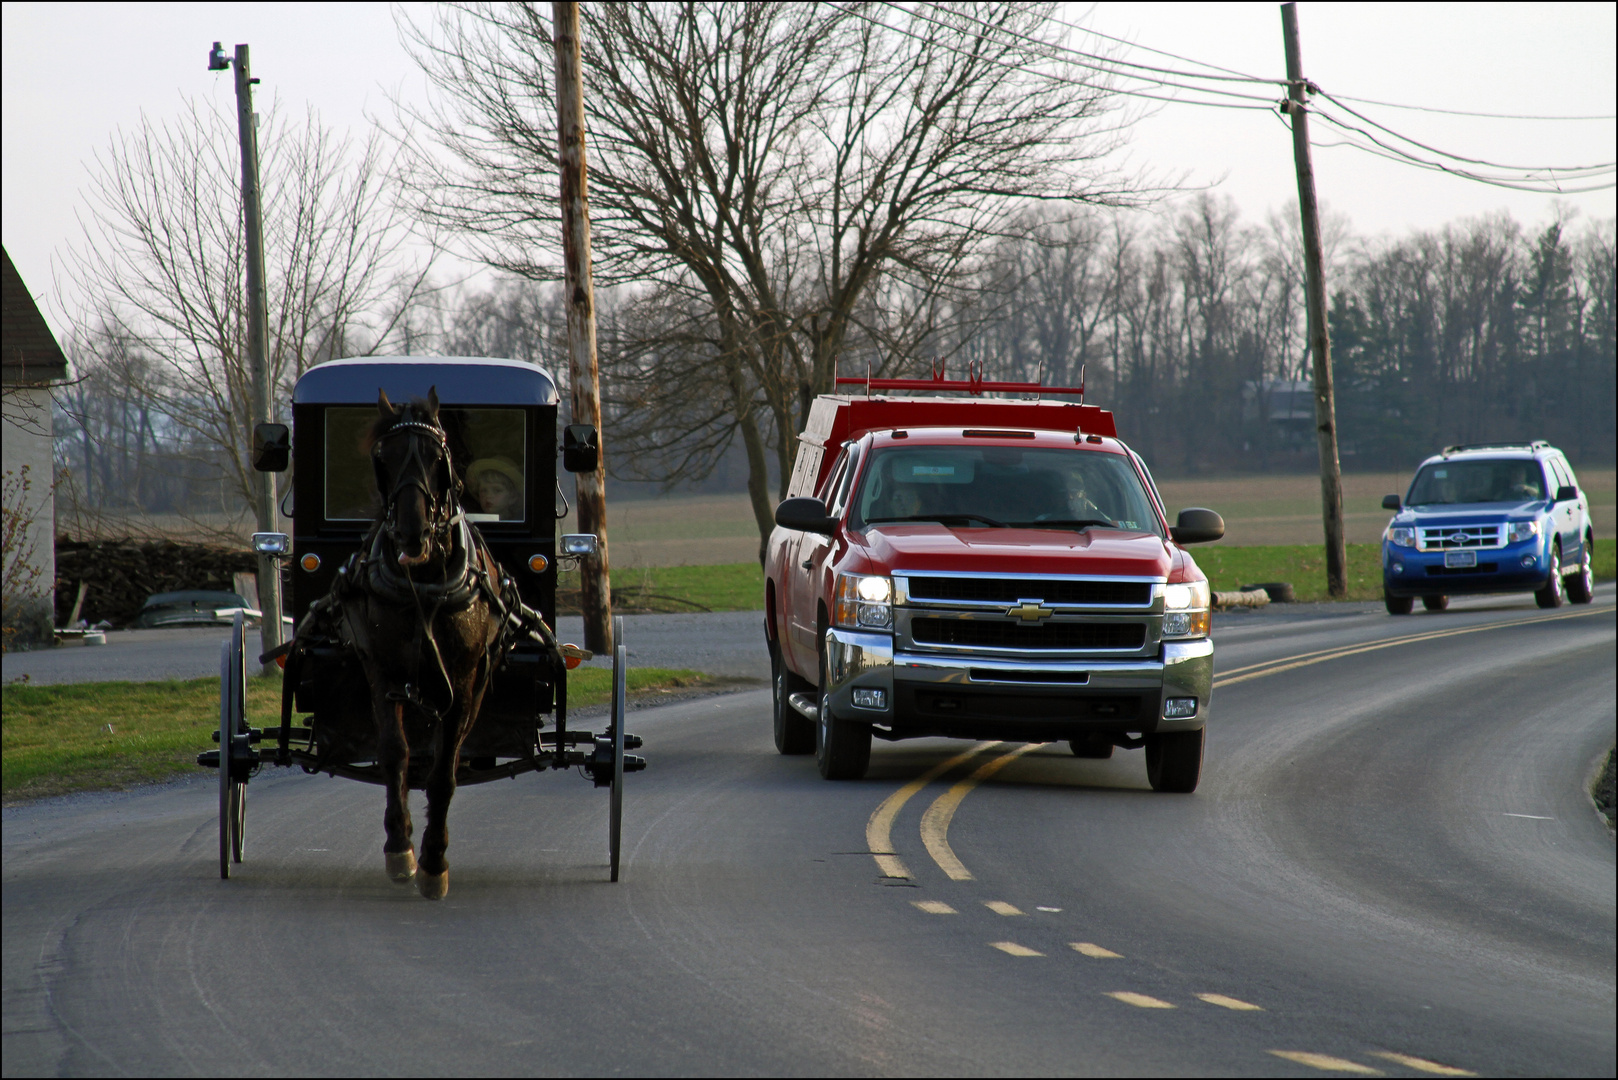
[850,445,1162,535]
[1408,459,1545,505]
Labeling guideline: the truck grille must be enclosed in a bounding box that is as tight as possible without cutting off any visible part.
[911,618,1146,650]
[905,577,1152,606]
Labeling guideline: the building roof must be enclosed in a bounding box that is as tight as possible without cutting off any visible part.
[1,247,69,384]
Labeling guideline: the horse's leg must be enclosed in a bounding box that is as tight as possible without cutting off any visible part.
[378,698,416,884]
[415,709,460,900]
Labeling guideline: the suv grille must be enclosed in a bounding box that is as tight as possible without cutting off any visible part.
[1418,525,1504,550]
[905,577,1152,605]
[911,618,1146,650]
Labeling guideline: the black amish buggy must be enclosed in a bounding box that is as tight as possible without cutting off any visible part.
[199,357,642,897]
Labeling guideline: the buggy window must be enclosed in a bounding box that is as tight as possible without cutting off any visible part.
[324,407,528,522]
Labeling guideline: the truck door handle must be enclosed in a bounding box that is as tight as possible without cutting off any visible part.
[800,558,813,570]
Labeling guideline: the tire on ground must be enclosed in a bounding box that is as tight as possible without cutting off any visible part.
[816,636,871,780]
[1421,594,1448,611]
[1145,728,1203,793]
[771,642,815,755]
[1535,543,1566,609]
[1385,589,1414,615]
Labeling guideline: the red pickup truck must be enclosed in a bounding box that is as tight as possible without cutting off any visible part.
[763,383,1223,790]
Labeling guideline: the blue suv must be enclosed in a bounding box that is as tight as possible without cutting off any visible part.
[1382,442,1595,614]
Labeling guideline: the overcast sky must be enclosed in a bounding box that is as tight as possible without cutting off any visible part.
[4,2,1613,343]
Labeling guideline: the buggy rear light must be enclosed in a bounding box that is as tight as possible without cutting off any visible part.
[300,553,321,572]
[560,642,592,669]
[528,553,549,573]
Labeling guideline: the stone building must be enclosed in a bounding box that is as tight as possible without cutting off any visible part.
[2,247,69,646]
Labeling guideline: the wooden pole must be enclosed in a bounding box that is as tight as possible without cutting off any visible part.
[232,44,287,669]
[1280,4,1348,598]
[553,2,613,650]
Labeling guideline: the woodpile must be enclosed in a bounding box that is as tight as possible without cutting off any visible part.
[54,537,260,628]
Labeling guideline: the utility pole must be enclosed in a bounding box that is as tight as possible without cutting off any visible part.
[214,41,285,670]
[552,2,613,651]
[1280,4,1348,598]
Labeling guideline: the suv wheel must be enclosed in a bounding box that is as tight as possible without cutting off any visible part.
[1145,728,1203,793]
[1384,589,1414,615]
[771,643,815,755]
[1421,594,1448,612]
[1534,543,1566,609]
[1566,536,1595,605]
[815,641,871,780]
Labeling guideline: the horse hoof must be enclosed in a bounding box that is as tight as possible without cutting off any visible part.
[417,869,448,900]
[386,849,417,884]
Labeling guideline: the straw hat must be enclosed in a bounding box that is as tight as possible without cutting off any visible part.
[466,456,522,488]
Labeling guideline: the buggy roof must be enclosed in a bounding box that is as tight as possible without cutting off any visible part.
[293,357,560,406]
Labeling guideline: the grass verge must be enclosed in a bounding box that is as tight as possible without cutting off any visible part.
[1,666,708,802]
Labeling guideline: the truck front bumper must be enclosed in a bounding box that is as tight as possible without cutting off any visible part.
[823,628,1211,740]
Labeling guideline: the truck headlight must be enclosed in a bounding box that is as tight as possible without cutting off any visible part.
[1387,526,1416,548]
[1161,580,1210,639]
[835,573,893,631]
[1508,520,1540,544]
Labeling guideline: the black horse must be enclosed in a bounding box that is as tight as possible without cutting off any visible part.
[327,388,511,899]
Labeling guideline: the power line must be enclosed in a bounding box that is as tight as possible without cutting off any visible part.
[1328,93,1615,122]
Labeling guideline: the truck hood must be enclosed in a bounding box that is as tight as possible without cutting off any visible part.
[856,524,1172,578]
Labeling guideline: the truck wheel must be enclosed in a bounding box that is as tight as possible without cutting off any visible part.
[1534,544,1566,609]
[1068,735,1113,759]
[1384,589,1414,615]
[771,644,815,755]
[1145,729,1203,793]
[816,645,870,780]
[1566,537,1594,605]
[1421,594,1448,611]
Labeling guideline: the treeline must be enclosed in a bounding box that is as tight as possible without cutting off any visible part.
[54,198,1615,518]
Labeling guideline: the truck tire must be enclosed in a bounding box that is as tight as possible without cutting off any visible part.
[771,643,815,755]
[1566,536,1594,605]
[1534,543,1566,609]
[1421,594,1448,611]
[1384,589,1414,615]
[816,643,870,780]
[1145,729,1203,793]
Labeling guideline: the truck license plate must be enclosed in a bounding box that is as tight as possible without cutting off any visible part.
[1444,550,1477,568]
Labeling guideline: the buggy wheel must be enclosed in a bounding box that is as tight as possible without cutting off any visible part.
[219,612,248,878]
[609,616,626,883]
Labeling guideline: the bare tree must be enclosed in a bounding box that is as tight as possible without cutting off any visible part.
[62,96,436,517]
[398,1,1140,559]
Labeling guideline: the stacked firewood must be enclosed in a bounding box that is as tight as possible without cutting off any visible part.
[53,538,259,628]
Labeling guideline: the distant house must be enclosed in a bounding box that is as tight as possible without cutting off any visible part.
[2,247,69,645]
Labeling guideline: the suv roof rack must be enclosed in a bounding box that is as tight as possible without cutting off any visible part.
[1440,441,1549,456]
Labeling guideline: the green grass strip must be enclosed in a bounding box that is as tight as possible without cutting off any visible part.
[1,666,707,801]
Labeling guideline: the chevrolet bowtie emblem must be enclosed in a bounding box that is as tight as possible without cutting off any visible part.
[1008,600,1053,621]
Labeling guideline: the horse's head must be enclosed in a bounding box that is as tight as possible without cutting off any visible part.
[371,387,460,568]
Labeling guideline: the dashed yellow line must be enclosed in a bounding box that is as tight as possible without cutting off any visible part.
[1070,942,1122,958]
[990,941,1043,957]
[1269,1050,1383,1075]
[1197,992,1262,1011]
[1368,1051,1477,1076]
[1106,991,1175,1009]
[920,743,1043,880]
[984,900,1023,915]
[911,900,957,915]
[865,742,999,879]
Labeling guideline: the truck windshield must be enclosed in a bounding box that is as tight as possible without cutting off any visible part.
[1407,459,1545,505]
[850,445,1162,536]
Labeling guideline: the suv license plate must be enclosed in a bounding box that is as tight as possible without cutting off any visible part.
[1445,550,1477,568]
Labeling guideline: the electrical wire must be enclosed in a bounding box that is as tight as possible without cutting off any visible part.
[1328,93,1615,122]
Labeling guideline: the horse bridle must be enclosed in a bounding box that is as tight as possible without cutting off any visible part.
[372,419,461,553]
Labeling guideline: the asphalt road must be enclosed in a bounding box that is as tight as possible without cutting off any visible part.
[3,589,1613,1076]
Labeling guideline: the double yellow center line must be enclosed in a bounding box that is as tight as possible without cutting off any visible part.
[869,601,1612,881]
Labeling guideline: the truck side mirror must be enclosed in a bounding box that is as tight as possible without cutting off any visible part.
[1382,494,1401,511]
[1555,485,1578,503]
[253,423,290,472]
[775,497,837,536]
[1170,507,1224,545]
[562,425,599,473]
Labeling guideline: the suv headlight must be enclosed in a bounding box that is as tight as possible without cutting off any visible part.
[1161,580,1210,639]
[1508,520,1540,544]
[1387,526,1416,548]
[835,573,893,631]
